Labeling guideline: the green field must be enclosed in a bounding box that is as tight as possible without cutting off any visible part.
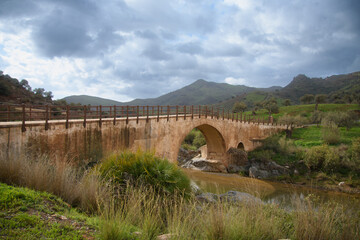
[291,125,360,147]
[241,103,360,121]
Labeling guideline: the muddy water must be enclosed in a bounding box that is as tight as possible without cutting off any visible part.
[184,169,360,210]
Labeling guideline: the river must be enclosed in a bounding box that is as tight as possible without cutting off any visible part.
[184,169,360,211]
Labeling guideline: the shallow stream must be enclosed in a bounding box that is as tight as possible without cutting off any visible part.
[184,169,360,211]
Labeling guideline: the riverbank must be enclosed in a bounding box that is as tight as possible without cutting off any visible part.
[1,152,360,239]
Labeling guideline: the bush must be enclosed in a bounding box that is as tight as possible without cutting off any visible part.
[193,131,206,149]
[304,145,329,170]
[98,151,192,196]
[351,137,360,166]
[323,148,343,173]
[321,120,340,145]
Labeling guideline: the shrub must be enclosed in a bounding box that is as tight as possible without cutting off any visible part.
[98,151,192,196]
[304,145,329,170]
[351,137,360,166]
[321,120,340,145]
[193,131,206,149]
[323,148,343,173]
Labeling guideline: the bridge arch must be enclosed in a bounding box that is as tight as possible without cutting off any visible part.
[237,142,245,150]
[176,123,227,161]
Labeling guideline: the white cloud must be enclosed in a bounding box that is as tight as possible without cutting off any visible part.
[224,77,247,85]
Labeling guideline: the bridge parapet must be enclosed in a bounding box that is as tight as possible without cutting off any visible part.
[0,104,276,131]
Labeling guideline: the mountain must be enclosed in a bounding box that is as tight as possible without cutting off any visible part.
[63,79,280,106]
[62,95,122,106]
[62,71,360,107]
[277,72,360,102]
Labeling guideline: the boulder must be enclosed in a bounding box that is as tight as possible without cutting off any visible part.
[196,191,262,205]
[248,159,289,179]
[249,166,270,179]
[227,147,248,166]
[177,148,199,166]
[219,191,262,204]
[182,158,227,173]
[196,192,219,204]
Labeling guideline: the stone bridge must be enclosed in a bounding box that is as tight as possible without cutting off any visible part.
[0,105,286,165]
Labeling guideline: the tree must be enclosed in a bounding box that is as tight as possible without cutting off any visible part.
[232,101,247,113]
[262,98,279,114]
[314,94,327,110]
[300,94,314,104]
[278,114,307,138]
[33,88,45,97]
[284,99,291,106]
[20,79,31,91]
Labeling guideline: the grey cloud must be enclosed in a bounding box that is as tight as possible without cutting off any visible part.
[141,43,172,61]
[0,0,39,18]
[177,42,203,55]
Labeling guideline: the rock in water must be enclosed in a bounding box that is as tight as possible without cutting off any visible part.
[219,191,262,204]
[182,158,228,173]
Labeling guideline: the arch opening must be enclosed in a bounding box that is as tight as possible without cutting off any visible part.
[177,124,226,166]
[237,142,245,150]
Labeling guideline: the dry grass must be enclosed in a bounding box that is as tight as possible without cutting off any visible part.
[0,153,106,213]
[1,153,359,239]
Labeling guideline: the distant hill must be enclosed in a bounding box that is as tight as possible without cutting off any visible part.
[62,95,122,106]
[63,79,280,106]
[0,71,53,105]
[277,72,360,103]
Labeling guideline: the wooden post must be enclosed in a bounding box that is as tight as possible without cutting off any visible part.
[66,105,69,129]
[161,106,163,115]
[45,105,49,130]
[146,106,149,123]
[29,106,32,121]
[222,109,224,120]
[21,104,26,132]
[99,105,102,128]
[157,106,160,122]
[125,106,128,124]
[205,106,208,118]
[49,107,51,121]
[227,110,230,120]
[113,105,116,125]
[83,105,87,128]
[152,106,154,115]
[167,105,170,121]
[7,105,10,122]
[184,106,186,120]
[211,106,214,119]
[136,106,139,124]
[176,105,178,121]
[199,105,201,118]
[191,105,194,119]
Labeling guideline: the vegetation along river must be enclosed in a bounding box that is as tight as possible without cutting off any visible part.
[184,169,360,211]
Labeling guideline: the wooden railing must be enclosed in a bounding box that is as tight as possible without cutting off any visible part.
[0,104,273,132]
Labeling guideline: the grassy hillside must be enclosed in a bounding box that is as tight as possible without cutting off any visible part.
[277,72,360,103]
[0,183,98,239]
[243,103,360,120]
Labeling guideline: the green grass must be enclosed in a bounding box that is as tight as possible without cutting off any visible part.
[291,125,360,147]
[0,183,99,239]
[242,104,360,121]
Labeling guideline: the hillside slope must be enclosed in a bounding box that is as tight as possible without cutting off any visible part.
[277,72,360,102]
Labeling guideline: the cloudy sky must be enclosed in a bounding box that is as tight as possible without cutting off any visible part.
[0,0,359,101]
